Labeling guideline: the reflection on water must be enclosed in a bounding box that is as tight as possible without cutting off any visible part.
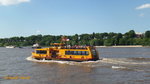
[0,47,150,84]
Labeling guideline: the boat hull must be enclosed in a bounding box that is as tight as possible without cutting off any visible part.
[32,56,99,62]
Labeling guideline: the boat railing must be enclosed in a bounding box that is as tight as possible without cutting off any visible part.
[60,46,88,49]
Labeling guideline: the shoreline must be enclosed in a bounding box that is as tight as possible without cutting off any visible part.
[95,45,144,48]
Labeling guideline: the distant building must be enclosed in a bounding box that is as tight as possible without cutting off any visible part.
[135,32,144,38]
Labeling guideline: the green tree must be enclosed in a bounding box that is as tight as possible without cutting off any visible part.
[104,39,114,46]
[145,31,150,38]
[124,30,136,38]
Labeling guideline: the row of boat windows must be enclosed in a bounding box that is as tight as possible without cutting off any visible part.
[36,50,47,54]
[35,50,89,55]
[61,47,87,49]
[65,51,89,55]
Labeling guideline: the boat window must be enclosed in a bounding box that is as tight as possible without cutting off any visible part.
[81,51,85,55]
[92,49,97,57]
[82,51,89,55]
[65,51,89,55]
[70,51,74,55]
[36,50,47,54]
[65,51,72,55]
[65,51,70,55]
[85,51,89,55]
[74,51,78,55]
[68,51,71,55]
[78,51,82,55]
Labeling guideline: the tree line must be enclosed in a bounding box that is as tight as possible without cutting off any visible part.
[0,30,150,47]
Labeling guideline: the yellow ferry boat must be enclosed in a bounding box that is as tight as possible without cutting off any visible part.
[31,43,99,61]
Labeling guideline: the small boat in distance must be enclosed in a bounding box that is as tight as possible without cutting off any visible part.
[18,46,23,49]
[32,43,41,49]
[5,45,15,48]
[31,43,99,61]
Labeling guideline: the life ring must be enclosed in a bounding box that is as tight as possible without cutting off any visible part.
[81,56,84,59]
[70,56,72,58]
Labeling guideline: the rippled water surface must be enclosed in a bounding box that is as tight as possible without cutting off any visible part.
[0,47,150,84]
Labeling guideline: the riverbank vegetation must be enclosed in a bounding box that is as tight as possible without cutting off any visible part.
[0,30,150,47]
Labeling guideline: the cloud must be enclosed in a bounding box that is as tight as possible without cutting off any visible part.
[0,0,30,6]
[136,3,150,10]
[139,13,145,17]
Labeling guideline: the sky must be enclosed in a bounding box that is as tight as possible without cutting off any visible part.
[0,0,150,38]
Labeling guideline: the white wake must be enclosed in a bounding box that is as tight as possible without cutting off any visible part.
[26,56,100,66]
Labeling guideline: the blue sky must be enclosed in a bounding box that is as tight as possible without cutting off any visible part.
[0,0,150,38]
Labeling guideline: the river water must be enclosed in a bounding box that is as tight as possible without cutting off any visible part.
[0,47,150,84]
